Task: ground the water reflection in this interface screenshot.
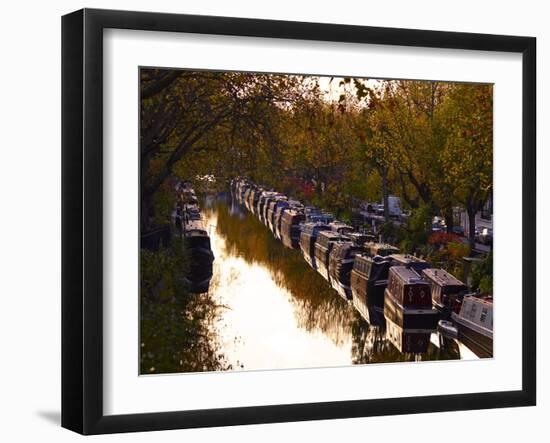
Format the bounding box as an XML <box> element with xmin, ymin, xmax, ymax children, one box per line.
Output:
<box><xmin>202</xmin><ymin>194</ymin><xmax>462</xmax><ymax>371</ymax></box>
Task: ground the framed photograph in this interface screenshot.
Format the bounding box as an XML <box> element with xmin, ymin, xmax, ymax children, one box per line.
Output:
<box><xmin>62</xmin><ymin>8</ymin><xmax>536</xmax><ymax>435</ymax></box>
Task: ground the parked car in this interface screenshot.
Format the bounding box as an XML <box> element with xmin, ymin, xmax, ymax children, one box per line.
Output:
<box><xmin>476</xmin><ymin>227</ymin><xmax>493</xmax><ymax>246</ymax></box>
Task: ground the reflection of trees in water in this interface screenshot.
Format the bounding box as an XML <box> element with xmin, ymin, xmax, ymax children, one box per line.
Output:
<box><xmin>209</xmin><ymin>197</ymin><xmax>354</xmax><ymax>346</ymax></box>
<box><xmin>141</xmin><ymin>295</ymin><xmax>232</xmax><ymax>374</ymax></box>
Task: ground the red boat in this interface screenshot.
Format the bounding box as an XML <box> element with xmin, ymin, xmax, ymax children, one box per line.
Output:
<box><xmin>384</xmin><ymin>266</ymin><xmax>439</xmax><ymax>330</ymax></box>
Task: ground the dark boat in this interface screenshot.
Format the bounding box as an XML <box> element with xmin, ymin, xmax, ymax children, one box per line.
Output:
<box><xmin>236</xmin><ymin>181</ymin><xmax>250</xmax><ymax>205</ymax></box>
<box><xmin>248</xmin><ymin>187</ymin><xmax>262</xmax><ymax>214</ymax></box>
<box><xmin>256</xmin><ymin>191</ymin><xmax>273</xmax><ymax>224</ymax></box>
<box><xmin>389</xmin><ymin>254</ymin><xmax>430</xmax><ymax>273</ymax></box>
<box><xmin>451</xmin><ymin>295</ymin><xmax>493</xmax><ymax>358</ymax></box>
<box><xmin>384</xmin><ymin>266</ymin><xmax>439</xmax><ymax>330</ymax></box>
<box><xmin>273</xmin><ymin>204</ymin><xmax>289</xmax><ymax>240</ymax></box>
<box><xmin>366</xmin><ymin>242</ymin><xmax>400</xmax><ymax>257</ymax></box>
<box><xmin>182</xmin><ymin>215</ymin><xmax>214</xmax><ymax>294</ymax></box>
<box><xmin>243</xmin><ymin>187</ymin><xmax>253</xmax><ymax>209</ymax></box>
<box><xmin>268</xmin><ymin>199</ymin><xmax>289</xmax><ymax>236</ymax></box>
<box><xmin>351</xmin><ymin>254</ymin><xmax>394</xmax><ymax>325</ymax></box>
<box><xmin>262</xmin><ymin>192</ymin><xmax>284</xmax><ymax>226</ymax></box>
<box><xmin>314</xmin><ymin>231</ymin><xmax>348</xmax><ymax>281</ymax></box>
<box><xmin>422</xmin><ymin>268</ymin><xmax>467</xmax><ymax>319</ymax></box>
<box><xmin>280</xmin><ymin>209</ymin><xmax>305</xmax><ymax>249</ymax></box>
<box><xmin>299</xmin><ymin>222</ymin><xmax>331</xmax><ymax>269</ymax></box>
<box><xmin>385</xmin><ymin>316</ymin><xmax>432</xmax><ymax>354</ymax></box>
<box><xmin>328</xmin><ymin>242</ymin><xmax>365</xmax><ymax>300</ymax></box>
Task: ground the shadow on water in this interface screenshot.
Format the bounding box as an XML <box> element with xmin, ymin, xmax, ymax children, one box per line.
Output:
<box><xmin>200</xmin><ymin>193</ymin><xmax>461</xmax><ymax>370</ymax></box>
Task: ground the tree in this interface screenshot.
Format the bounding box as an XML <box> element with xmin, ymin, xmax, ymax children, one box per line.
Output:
<box><xmin>140</xmin><ymin>69</ymin><xmax>310</xmax><ymax>229</ymax></box>
<box><xmin>441</xmin><ymin>83</ymin><xmax>493</xmax><ymax>249</ymax></box>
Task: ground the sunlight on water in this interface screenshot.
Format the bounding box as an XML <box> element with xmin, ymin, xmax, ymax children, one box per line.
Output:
<box><xmin>205</xmin><ymin>208</ymin><xmax>353</xmax><ymax>370</ymax></box>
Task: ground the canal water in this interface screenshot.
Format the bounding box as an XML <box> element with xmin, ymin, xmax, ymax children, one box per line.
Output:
<box><xmin>201</xmin><ymin>193</ymin><xmax>468</xmax><ymax>372</ymax></box>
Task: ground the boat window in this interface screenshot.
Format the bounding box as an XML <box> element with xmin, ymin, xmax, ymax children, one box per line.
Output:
<box><xmin>470</xmin><ymin>302</ymin><xmax>478</xmax><ymax>320</ymax></box>
<box><xmin>480</xmin><ymin>307</ymin><xmax>488</xmax><ymax>323</ymax></box>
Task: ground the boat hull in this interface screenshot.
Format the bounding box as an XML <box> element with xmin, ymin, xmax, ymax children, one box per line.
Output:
<box><xmin>384</xmin><ymin>290</ymin><xmax>439</xmax><ymax>330</ymax></box>
<box><xmin>453</xmin><ymin>319</ymin><xmax>493</xmax><ymax>358</ymax></box>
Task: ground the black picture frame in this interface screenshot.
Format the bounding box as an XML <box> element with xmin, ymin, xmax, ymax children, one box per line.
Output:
<box><xmin>61</xmin><ymin>8</ymin><xmax>536</xmax><ymax>435</ymax></box>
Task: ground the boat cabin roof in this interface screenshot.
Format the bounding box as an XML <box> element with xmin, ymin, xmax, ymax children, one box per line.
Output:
<box><xmin>422</xmin><ymin>268</ymin><xmax>466</xmax><ymax>288</ymax></box>
<box><xmin>388</xmin><ymin>266</ymin><xmax>427</xmax><ymax>285</ymax></box>
<box><xmin>355</xmin><ymin>252</ymin><xmax>392</xmax><ymax>264</ymax></box>
<box><xmin>185</xmin><ymin>220</ymin><xmax>207</xmax><ymax>233</ymax></box>
<box><xmin>367</xmin><ymin>242</ymin><xmax>400</xmax><ymax>256</ymax></box>
<box><xmin>318</xmin><ymin>230</ymin><xmax>347</xmax><ymax>241</ymax></box>
<box><xmin>390</xmin><ymin>254</ymin><xmax>428</xmax><ymax>266</ymax></box>
<box><xmin>301</xmin><ymin>222</ymin><xmax>331</xmax><ymax>235</ymax></box>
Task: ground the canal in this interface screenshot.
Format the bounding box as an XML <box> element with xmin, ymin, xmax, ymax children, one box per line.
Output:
<box><xmin>200</xmin><ymin>193</ymin><xmax>468</xmax><ymax>372</ymax></box>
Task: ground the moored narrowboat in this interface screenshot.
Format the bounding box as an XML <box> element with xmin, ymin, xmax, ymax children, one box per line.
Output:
<box><xmin>384</xmin><ymin>266</ymin><xmax>439</xmax><ymax>330</ymax></box>
<box><xmin>182</xmin><ymin>218</ymin><xmax>214</xmax><ymax>294</ymax></box>
<box><xmin>299</xmin><ymin>222</ymin><xmax>331</xmax><ymax>269</ymax></box>
<box><xmin>314</xmin><ymin>231</ymin><xmax>348</xmax><ymax>281</ymax></box>
<box><xmin>422</xmin><ymin>268</ymin><xmax>467</xmax><ymax>318</ymax></box>
<box><xmin>243</xmin><ymin>187</ymin><xmax>253</xmax><ymax>209</ymax></box>
<box><xmin>280</xmin><ymin>209</ymin><xmax>305</xmax><ymax>249</ymax></box>
<box><xmin>248</xmin><ymin>187</ymin><xmax>263</xmax><ymax>215</ymax></box>
<box><xmin>351</xmin><ymin>254</ymin><xmax>394</xmax><ymax>325</ymax></box>
<box><xmin>451</xmin><ymin>295</ymin><xmax>493</xmax><ymax>358</ymax></box>
<box><xmin>268</xmin><ymin>199</ymin><xmax>289</xmax><ymax>235</ymax></box>
<box><xmin>328</xmin><ymin>241</ymin><xmax>365</xmax><ymax>300</ymax></box>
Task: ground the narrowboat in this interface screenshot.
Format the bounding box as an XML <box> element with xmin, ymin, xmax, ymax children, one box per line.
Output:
<box><xmin>274</xmin><ymin>203</ymin><xmax>301</xmax><ymax>240</ymax></box>
<box><xmin>314</xmin><ymin>231</ymin><xmax>348</xmax><ymax>281</ymax></box>
<box><xmin>390</xmin><ymin>254</ymin><xmax>430</xmax><ymax>273</ymax></box>
<box><xmin>243</xmin><ymin>187</ymin><xmax>253</xmax><ymax>210</ymax></box>
<box><xmin>328</xmin><ymin>242</ymin><xmax>365</xmax><ymax>300</ymax></box>
<box><xmin>385</xmin><ymin>316</ymin><xmax>432</xmax><ymax>354</ymax></box>
<box><xmin>262</xmin><ymin>193</ymin><xmax>284</xmax><ymax>226</ymax></box>
<box><xmin>351</xmin><ymin>254</ymin><xmax>394</xmax><ymax>325</ymax></box>
<box><xmin>451</xmin><ymin>295</ymin><xmax>493</xmax><ymax>358</ymax></box>
<box><xmin>237</xmin><ymin>181</ymin><xmax>251</xmax><ymax>205</ymax></box>
<box><xmin>384</xmin><ymin>266</ymin><xmax>439</xmax><ymax>330</ymax></box>
<box><xmin>267</xmin><ymin>198</ymin><xmax>288</xmax><ymax>235</ymax></box>
<box><xmin>273</xmin><ymin>204</ymin><xmax>288</xmax><ymax>240</ymax></box>
<box><xmin>299</xmin><ymin>222</ymin><xmax>331</xmax><ymax>269</ymax></box>
<box><xmin>248</xmin><ymin>187</ymin><xmax>262</xmax><ymax>215</ymax></box>
<box><xmin>422</xmin><ymin>268</ymin><xmax>467</xmax><ymax>318</ymax></box>
<box><xmin>256</xmin><ymin>191</ymin><xmax>274</xmax><ymax>224</ymax></box>
<box><xmin>182</xmin><ymin>218</ymin><xmax>214</xmax><ymax>294</ymax></box>
<box><xmin>280</xmin><ymin>209</ymin><xmax>305</xmax><ymax>249</ymax></box>
<box><xmin>366</xmin><ymin>242</ymin><xmax>400</xmax><ymax>257</ymax></box>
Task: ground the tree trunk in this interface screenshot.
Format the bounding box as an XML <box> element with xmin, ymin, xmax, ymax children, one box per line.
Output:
<box><xmin>381</xmin><ymin>167</ymin><xmax>389</xmax><ymax>223</ymax></box>
<box><xmin>467</xmin><ymin>206</ymin><xmax>476</xmax><ymax>252</ymax></box>
<box><xmin>141</xmin><ymin>192</ymin><xmax>155</xmax><ymax>232</ymax></box>
<box><xmin>444</xmin><ymin>206</ymin><xmax>454</xmax><ymax>233</ymax></box>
